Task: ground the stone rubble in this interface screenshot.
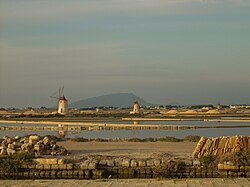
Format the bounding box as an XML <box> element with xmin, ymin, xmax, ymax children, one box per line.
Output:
<box><xmin>192</xmin><ymin>136</ymin><xmax>250</xmax><ymax>159</ymax></box>
<box><xmin>0</xmin><ymin>135</ymin><xmax>68</xmax><ymax>156</ymax></box>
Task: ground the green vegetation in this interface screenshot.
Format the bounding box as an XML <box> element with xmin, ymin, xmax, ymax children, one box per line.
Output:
<box><xmin>154</xmin><ymin>160</ymin><xmax>186</xmax><ymax>177</ymax></box>
<box><xmin>69</xmin><ymin>135</ymin><xmax>201</xmax><ymax>143</ymax></box>
<box><xmin>70</xmin><ymin>137</ymin><xmax>90</xmax><ymax>142</ymax></box>
<box><xmin>221</xmin><ymin>149</ymin><xmax>250</xmax><ymax>166</ymax></box>
<box><xmin>157</xmin><ymin>137</ymin><xmax>182</xmax><ymax>142</ymax></box>
<box><xmin>183</xmin><ymin>135</ymin><xmax>201</xmax><ymax>142</ymax></box>
<box><xmin>200</xmin><ymin>154</ymin><xmax>215</xmax><ymax>166</ymax></box>
<box><xmin>0</xmin><ymin>152</ymin><xmax>34</xmax><ymax>173</ymax></box>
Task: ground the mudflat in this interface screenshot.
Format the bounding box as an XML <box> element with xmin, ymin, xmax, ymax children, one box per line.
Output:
<box><xmin>57</xmin><ymin>141</ymin><xmax>197</xmax><ymax>160</ymax></box>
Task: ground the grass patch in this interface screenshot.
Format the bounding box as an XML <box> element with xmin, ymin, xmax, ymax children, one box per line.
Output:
<box><xmin>183</xmin><ymin>135</ymin><xmax>201</xmax><ymax>142</ymax></box>
<box><xmin>154</xmin><ymin>160</ymin><xmax>186</xmax><ymax>177</ymax></box>
<box><xmin>0</xmin><ymin>152</ymin><xmax>35</xmax><ymax>173</ymax></box>
<box><xmin>220</xmin><ymin>149</ymin><xmax>250</xmax><ymax>166</ymax></box>
<box><xmin>157</xmin><ymin>137</ymin><xmax>182</xmax><ymax>142</ymax></box>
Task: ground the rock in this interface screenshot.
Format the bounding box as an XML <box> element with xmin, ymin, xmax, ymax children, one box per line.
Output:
<box><xmin>67</xmin><ymin>164</ymin><xmax>73</xmax><ymax>170</ymax></box>
<box><xmin>29</xmin><ymin>135</ymin><xmax>40</xmax><ymax>145</ymax></box>
<box><xmin>43</xmin><ymin>136</ymin><xmax>51</xmax><ymax>145</ymax></box>
<box><xmin>92</xmin><ymin>169</ymin><xmax>104</xmax><ymax>177</ymax></box>
<box><xmin>0</xmin><ymin>135</ymin><xmax>68</xmax><ymax>156</ymax></box>
<box><xmin>35</xmin><ymin>158</ymin><xmax>58</xmax><ymax>165</ymax></box>
<box><xmin>6</xmin><ymin>137</ymin><xmax>14</xmax><ymax>144</ymax></box>
<box><xmin>193</xmin><ymin>159</ymin><xmax>201</xmax><ymax>166</ymax></box>
<box><xmin>53</xmin><ymin>146</ymin><xmax>68</xmax><ymax>155</ymax></box>
<box><xmin>0</xmin><ymin>145</ymin><xmax>6</xmax><ymax>150</ymax></box>
<box><xmin>99</xmin><ymin>160</ymin><xmax>107</xmax><ymax>166</ymax></box>
<box><xmin>58</xmin><ymin>159</ymin><xmax>65</xmax><ymax>165</ymax></box>
<box><xmin>7</xmin><ymin>144</ymin><xmax>15</xmax><ymax>150</ymax></box>
<box><xmin>138</xmin><ymin>160</ymin><xmax>146</xmax><ymax>167</ymax></box>
<box><xmin>21</xmin><ymin>143</ymin><xmax>33</xmax><ymax>153</ymax></box>
<box><xmin>13</xmin><ymin>141</ymin><xmax>23</xmax><ymax>148</ymax></box>
<box><xmin>50</xmin><ymin>140</ymin><xmax>56</xmax><ymax>146</ymax></box>
<box><xmin>122</xmin><ymin>159</ymin><xmax>131</xmax><ymax>167</ymax></box>
<box><xmin>80</xmin><ymin>160</ymin><xmax>90</xmax><ymax>170</ymax></box>
<box><xmin>107</xmin><ymin>159</ymin><xmax>115</xmax><ymax>167</ymax></box>
<box><xmin>88</xmin><ymin>161</ymin><xmax>98</xmax><ymax>169</ymax></box>
<box><xmin>0</xmin><ymin>148</ymin><xmax>7</xmax><ymax>155</ymax></box>
<box><xmin>130</xmin><ymin>160</ymin><xmax>138</xmax><ymax>167</ymax></box>
<box><xmin>153</xmin><ymin>159</ymin><xmax>161</xmax><ymax>167</ymax></box>
<box><xmin>146</xmin><ymin>160</ymin><xmax>154</xmax><ymax>167</ymax></box>
<box><xmin>114</xmin><ymin>158</ymin><xmax>122</xmax><ymax>167</ymax></box>
<box><xmin>7</xmin><ymin>148</ymin><xmax>16</xmax><ymax>155</ymax></box>
<box><xmin>14</xmin><ymin>136</ymin><xmax>21</xmax><ymax>140</ymax></box>
<box><xmin>19</xmin><ymin>137</ymin><xmax>29</xmax><ymax>144</ymax></box>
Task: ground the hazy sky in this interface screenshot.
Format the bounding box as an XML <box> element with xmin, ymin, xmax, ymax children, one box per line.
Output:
<box><xmin>0</xmin><ymin>0</ymin><xmax>250</xmax><ymax>108</ymax></box>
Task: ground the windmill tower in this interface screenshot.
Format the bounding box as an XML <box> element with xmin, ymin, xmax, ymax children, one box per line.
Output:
<box><xmin>130</xmin><ymin>100</ymin><xmax>143</xmax><ymax>115</ymax></box>
<box><xmin>51</xmin><ymin>87</ymin><xmax>68</xmax><ymax>115</ymax></box>
<box><xmin>57</xmin><ymin>87</ymin><xmax>68</xmax><ymax>115</ymax></box>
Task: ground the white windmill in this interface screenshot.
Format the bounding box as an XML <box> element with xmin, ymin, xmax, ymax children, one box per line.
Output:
<box><xmin>50</xmin><ymin>87</ymin><xmax>68</xmax><ymax>115</ymax></box>
<box><xmin>130</xmin><ymin>100</ymin><xmax>143</xmax><ymax>115</ymax></box>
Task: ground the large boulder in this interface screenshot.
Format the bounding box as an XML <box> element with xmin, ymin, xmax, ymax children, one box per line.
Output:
<box><xmin>29</xmin><ymin>135</ymin><xmax>40</xmax><ymax>145</ymax></box>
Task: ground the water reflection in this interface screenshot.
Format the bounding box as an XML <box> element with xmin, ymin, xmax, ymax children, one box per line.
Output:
<box><xmin>58</xmin><ymin>124</ymin><xmax>68</xmax><ymax>139</ymax></box>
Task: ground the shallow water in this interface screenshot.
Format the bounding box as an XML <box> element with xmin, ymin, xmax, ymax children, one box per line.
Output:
<box><xmin>100</xmin><ymin>120</ymin><xmax>250</xmax><ymax>126</ymax></box>
<box><xmin>0</xmin><ymin>122</ymin><xmax>249</xmax><ymax>139</ymax></box>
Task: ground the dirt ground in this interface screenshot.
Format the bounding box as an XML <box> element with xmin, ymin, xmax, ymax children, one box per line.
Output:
<box><xmin>57</xmin><ymin>141</ymin><xmax>197</xmax><ymax>160</ymax></box>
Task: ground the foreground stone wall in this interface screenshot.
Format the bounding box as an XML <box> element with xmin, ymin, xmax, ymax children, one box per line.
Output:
<box><xmin>0</xmin><ymin>158</ymin><xmax>249</xmax><ymax>179</ymax></box>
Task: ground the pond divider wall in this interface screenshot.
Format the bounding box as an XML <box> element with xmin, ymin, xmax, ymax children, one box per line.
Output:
<box><xmin>1</xmin><ymin>124</ymin><xmax>250</xmax><ymax>131</ymax></box>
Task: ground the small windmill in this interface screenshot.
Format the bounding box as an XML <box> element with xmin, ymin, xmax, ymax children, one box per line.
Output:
<box><xmin>50</xmin><ymin>87</ymin><xmax>68</xmax><ymax>115</ymax></box>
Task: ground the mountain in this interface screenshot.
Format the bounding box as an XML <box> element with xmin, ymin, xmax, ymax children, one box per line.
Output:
<box><xmin>69</xmin><ymin>93</ymin><xmax>154</xmax><ymax>108</ymax></box>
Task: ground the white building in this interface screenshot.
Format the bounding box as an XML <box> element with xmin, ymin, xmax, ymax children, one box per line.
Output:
<box><xmin>130</xmin><ymin>101</ymin><xmax>143</xmax><ymax>115</ymax></box>
<box><xmin>58</xmin><ymin>95</ymin><xmax>68</xmax><ymax>115</ymax></box>
<box><xmin>230</xmin><ymin>105</ymin><xmax>250</xmax><ymax>109</ymax></box>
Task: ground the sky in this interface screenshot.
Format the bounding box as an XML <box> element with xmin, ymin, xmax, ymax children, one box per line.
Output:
<box><xmin>0</xmin><ymin>0</ymin><xmax>250</xmax><ymax>108</ymax></box>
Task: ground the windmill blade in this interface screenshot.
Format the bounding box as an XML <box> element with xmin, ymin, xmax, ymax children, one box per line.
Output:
<box><xmin>62</xmin><ymin>86</ymin><xmax>64</xmax><ymax>96</ymax></box>
<box><xmin>59</xmin><ymin>87</ymin><xmax>61</xmax><ymax>97</ymax></box>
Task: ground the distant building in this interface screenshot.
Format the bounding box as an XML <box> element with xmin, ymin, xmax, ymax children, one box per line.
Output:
<box><xmin>230</xmin><ymin>105</ymin><xmax>250</xmax><ymax>109</ymax></box>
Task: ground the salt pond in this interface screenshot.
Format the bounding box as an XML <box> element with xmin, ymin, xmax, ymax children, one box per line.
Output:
<box><xmin>0</xmin><ymin>120</ymin><xmax>249</xmax><ymax>139</ymax></box>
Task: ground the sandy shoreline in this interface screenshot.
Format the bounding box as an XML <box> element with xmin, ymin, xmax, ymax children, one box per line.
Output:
<box><xmin>57</xmin><ymin>141</ymin><xmax>197</xmax><ymax>160</ymax></box>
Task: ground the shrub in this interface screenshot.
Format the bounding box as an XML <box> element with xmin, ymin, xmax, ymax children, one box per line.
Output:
<box><xmin>157</xmin><ymin>137</ymin><xmax>182</xmax><ymax>142</ymax></box>
<box><xmin>183</xmin><ymin>135</ymin><xmax>201</xmax><ymax>142</ymax></box>
<box><xmin>154</xmin><ymin>160</ymin><xmax>186</xmax><ymax>177</ymax></box>
<box><xmin>200</xmin><ymin>154</ymin><xmax>215</xmax><ymax>166</ymax></box>
<box><xmin>127</xmin><ymin>138</ymin><xmax>144</xmax><ymax>142</ymax></box>
<box><xmin>0</xmin><ymin>152</ymin><xmax>35</xmax><ymax>173</ymax></box>
<box><xmin>220</xmin><ymin>149</ymin><xmax>250</xmax><ymax>166</ymax></box>
<box><xmin>143</xmin><ymin>137</ymin><xmax>156</xmax><ymax>142</ymax></box>
<box><xmin>93</xmin><ymin>138</ymin><xmax>109</xmax><ymax>142</ymax></box>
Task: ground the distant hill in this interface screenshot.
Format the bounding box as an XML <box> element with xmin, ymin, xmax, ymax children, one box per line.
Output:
<box><xmin>69</xmin><ymin>93</ymin><xmax>154</xmax><ymax>108</ymax></box>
